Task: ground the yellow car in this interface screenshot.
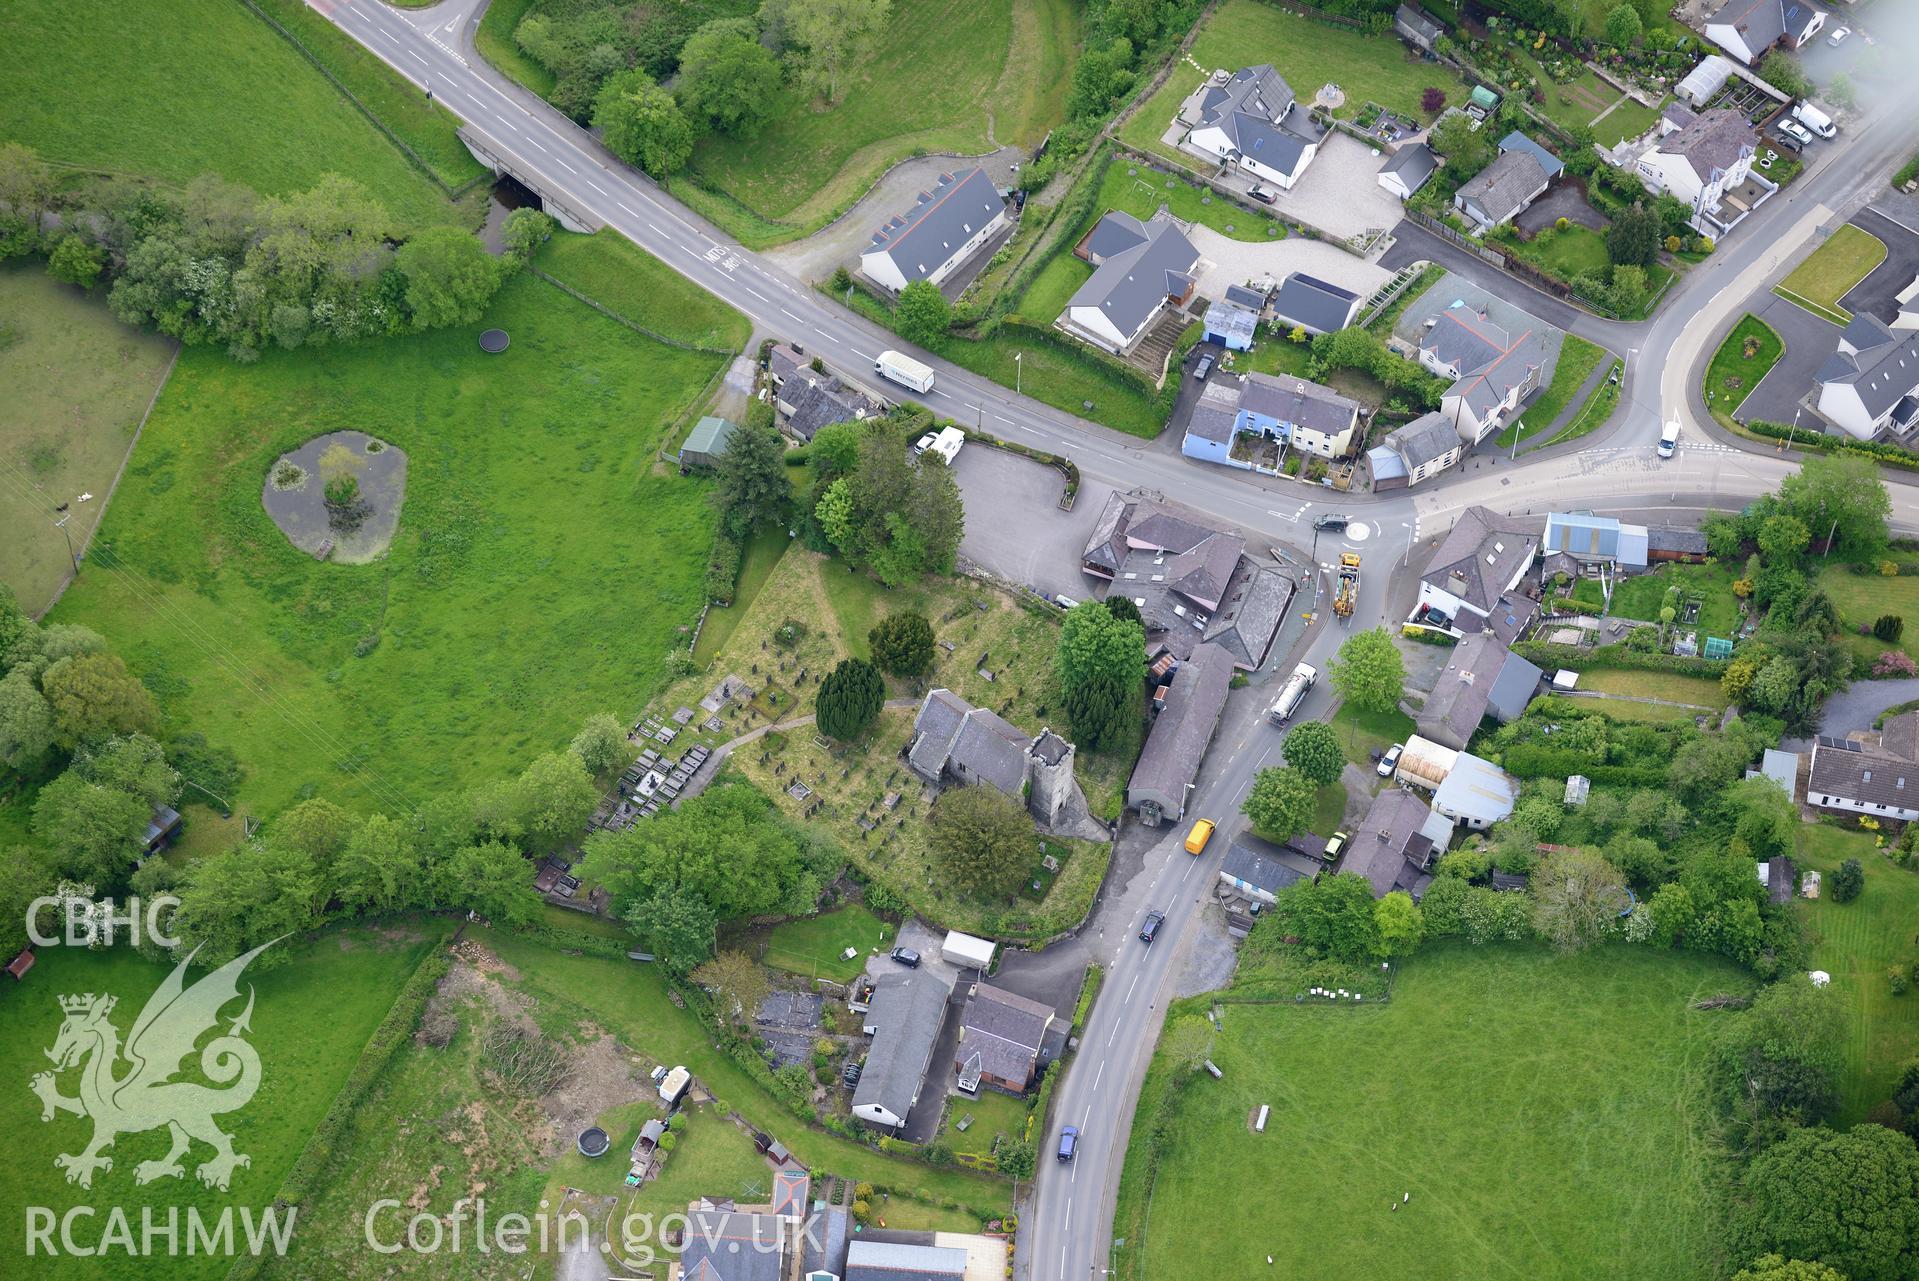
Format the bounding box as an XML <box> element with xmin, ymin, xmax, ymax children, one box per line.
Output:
<box><xmin>1184</xmin><ymin>818</ymin><xmax>1216</xmax><ymax>855</ymax></box>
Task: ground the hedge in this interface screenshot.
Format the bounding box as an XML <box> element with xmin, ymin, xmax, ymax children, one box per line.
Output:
<box><xmin>707</xmin><ymin>522</ymin><xmax>744</xmax><ymax>604</ymax></box>
<box><xmin>1746</xmin><ymin>418</ymin><xmax>1919</xmax><ymax>471</ymax></box>
<box><xmin>511</xmin><ymin>920</ymin><xmax>632</xmax><ymax>959</ymax></box>
<box><xmin>1496</xmin><ymin>743</ymin><xmax>1667</xmax><ymax>787</ymax></box>
<box><xmin>1513</xmin><ymin>640</ymin><xmax>1731</xmax><ymax>676</ymax></box>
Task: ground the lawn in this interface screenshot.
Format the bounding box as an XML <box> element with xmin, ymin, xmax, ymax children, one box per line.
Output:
<box><xmin>1497</xmin><ymin>333</ymin><xmax>1607</xmax><ymax>446</ymax></box>
<box><xmin>1119</xmin><ymin>0</ymin><xmax>1470</xmax><ymax>162</ymax></box>
<box><xmin>1576</xmin><ymin>668</ymin><xmax>1730</xmax><ymax>710</ymax></box>
<box><xmin>1507</xmin><ymin>224</ymin><xmax>1612</xmax><ymax>282</ymax></box>
<box><xmin>942</xmin><ymin>1088</ymin><xmax>1030</xmax><ymax>1157</ymax></box>
<box><xmin>1793</xmin><ymin>825</ymin><xmax>1919</xmax><ymax>1123</ymax></box>
<box><xmin>1331</xmin><ymin>700</ymin><xmax>1415</xmax><ymax>768</ymax></box>
<box><xmin>1703</xmin><ymin>314</ymin><xmax>1783</xmax><ymax>427</ymax></box>
<box><xmin>1095</xmin><ymin>158</ymin><xmax>1288</xmax><ymax>243</ymax></box>
<box><xmin>1593</xmin><ymin>95</ymin><xmax>1666</xmax><ymax>148</ymax></box>
<box><xmin>760</xmin><ymin>904</ymin><xmax>896</xmax><ymax>982</ymax></box>
<box><xmin>1546</xmin><ymin>360</ymin><xmax>1620</xmax><ymax>444</ymax></box>
<box><xmin>1013</xmin><ymin>252</ymin><xmax>1094</xmax><ymax>328</ymax></box>
<box><xmin>0</xmin><ymin>266</ymin><xmax>177</xmax><ymax>615</ymax></box>
<box><xmin>51</xmin><ymin>271</ymin><xmax>727</xmax><ymax>818</ymax></box>
<box><xmin>1606</xmin><ymin>561</ymin><xmax>1743</xmax><ymax>638</ymax></box>
<box><xmin>1312</xmin><ymin>779</ymin><xmax>1348</xmax><ymax>836</ymax></box>
<box><xmin>1815</xmin><ymin>564</ymin><xmax>1919</xmax><ymax>661</ymax></box>
<box><xmin>1776</xmin><ymin>224</ymin><xmax>1887</xmax><ymax>325</ymax></box>
<box><xmin>0</xmin><ymin>925</ymin><xmax>442</xmax><ymax>1281</ymax></box>
<box><xmin>683</xmin><ymin>0</ymin><xmax>1079</xmax><ymax>243</ymax></box>
<box><xmin>0</xmin><ymin>0</ymin><xmax>473</xmax><ymax>232</ymax></box>
<box><xmin>635</xmin><ymin>548</ymin><xmax>1128</xmax><ymax>937</ymax></box>
<box><xmin>535</xmin><ymin>230</ymin><xmax>751</xmax><ymax>352</ymax></box>
<box><xmin>1119</xmin><ymin>944</ymin><xmax>1744</xmax><ymax>1281</ymax></box>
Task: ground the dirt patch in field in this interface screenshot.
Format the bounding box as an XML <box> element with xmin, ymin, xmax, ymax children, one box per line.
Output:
<box><xmin>539</xmin><ymin>1027</ymin><xmax>657</xmax><ymax>1155</ymax></box>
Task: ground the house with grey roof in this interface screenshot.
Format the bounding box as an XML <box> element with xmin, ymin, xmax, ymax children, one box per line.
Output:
<box><xmin>845</xmin><ymin>1239</ymin><xmax>968</xmax><ymax>1281</ymax></box>
<box><xmin>854</xmin><ymin>969</ymin><xmax>953</xmax><ymax>1130</ymax></box>
<box><xmin>1814</xmin><ymin>314</ymin><xmax>1919</xmax><ymax>442</ymax></box>
<box><xmin>1081</xmin><ymin>492</ymin><xmax>1295</xmax><ymax>670</ymax></box>
<box><xmin>1127</xmin><ymin>641</ymin><xmax>1235</xmax><ymax>824</ymax></box>
<box><xmin>1218</xmin><ymin>839</ymin><xmax>1319</xmax><ymax>905</ymax></box>
<box><xmin>1415</xmin><ymin>632</ymin><xmax>1542</xmax><ymax>750</ymax></box>
<box><xmin>1416</xmin><ymin>303</ymin><xmax>1548</xmax><ymax>443</ymax></box>
<box><xmin>1394</xmin><ymin>3</ymin><xmax>1445</xmax><ymax>51</ymax></box>
<box><xmin>1063</xmin><ymin>213</ymin><xmax>1200</xmax><ymax>356</ymax></box>
<box><xmin>765</xmin><ymin>342</ymin><xmax>882</xmax><ymax>442</ymax></box>
<box><xmin>1807</xmin><ymin>713</ymin><xmax>1919</xmax><ymax>822</ymax></box>
<box><xmin>905</xmin><ymin>689</ymin><xmax>1081</xmax><ymax>825</ymax></box>
<box><xmin>1629</xmin><ymin>105</ymin><xmax>1773</xmax><ymax>236</ymax></box>
<box><xmin>860</xmin><ymin>166</ymin><xmax>1009</xmax><ymax>293</ymax></box>
<box><xmin>955</xmin><ymin>983</ymin><xmax>1057</xmax><ymax>1093</ymax></box>
<box><xmin>1182</xmin><ymin>65</ymin><xmax>1325</xmax><ymax>191</ymax></box>
<box><xmin>1410</xmin><ymin>505</ymin><xmax>1539</xmax><ymax>636</ymax></box>
<box><xmin>1367</xmin><ymin>411</ymin><xmax>1464</xmax><ymax>491</ymax></box>
<box><xmin>1702</xmin><ymin>0</ymin><xmax>1827</xmax><ymax>65</ymax></box>
<box><xmin>1453</xmin><ymin>149</ymin><xmax>1550</xmax><ymax>233</ymax></box>
<box><xmin>1378</xmin><ymin>142</ymin><xmax>1439</xmax><ymax>200</ymax></box>
<box><xmin>679</xmin><ymin>1208</ymin><xmax>789</xmax><ymax>1281</ymax></box>
<box><xmin>1498</xmin><ymin>132</ymin><xmax>1564</xmax><ymax>182</ymax></box>
<box><xmin>1270</xmin><ymin>272</ymin><xmax>1363</xmax><ymax>337</ymax></box>
<box><xmin>1341</xmin><ymin>788</ymin><xmax>1448</xmax><ymax>898</ymax></box>
<box><xmin>1182</xmin><ymin>371</ymin><xmax>1363</xmax><ymax>468</ymax></box>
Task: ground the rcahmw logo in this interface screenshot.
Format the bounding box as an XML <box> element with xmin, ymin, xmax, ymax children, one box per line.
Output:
<box><xmin>24</xmin><ymin>939</ymin><xmax>295</xmax><ymax>1258</ymax></box>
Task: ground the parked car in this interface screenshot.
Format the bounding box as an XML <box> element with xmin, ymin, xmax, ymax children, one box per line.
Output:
<box><xmin>1775</xmin><ymin>118</ymin><xmax>1814</xmax><ymax>149</ymax></box>
<box><xmin>1246</xmin><ymin>185</ymin><xmax>1277</xmax><ymax>205</ymax></box>
<box><xmin>1184</xmin><ymin>818</ymin><xmax>1216</xmax><ymax>855</ymax></box>
<box><xmin>1827</xmin><ymin>24</ymin><xmax>1851</xmax><ymax>45</ymax></box>
<box><xmin>1376</xmin><ymin>743</ymin><xmax>1404</xmax><ymax>778</ymax></box>
<box><xmin>1139</xmin><ymin>910</ymin><xmax>1166</xmax><ymax>943</ymax></box>
<box><xmin>1053</xmin><ymin>593</ymin><xmax>1079</xmax><ymax>610</ymax></box>
<box><xmin>1193</xmin><ymin>353</ymin><xmax>1215</xmax><ymax>380</ymax></box>
<box><xmin>1322</xmin><ymin>830</ymin><xmax>1349</xmax><ymax>861</ymax></box>
<box><xmin>889</xmin><ymin>947</ymin><xmax>921</xmax><ymax>968</ymax></box>
<box><xmin>1057</xmin><ymin>1125</ymin><xmax>1079</xmax><ymax>1162</ymax></box>
<box><xmin>1314</xmin><ymin>513</ymin><xmax>1350</xmax><ymax>532</ymax></box>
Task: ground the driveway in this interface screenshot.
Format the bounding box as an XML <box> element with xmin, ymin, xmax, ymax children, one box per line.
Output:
<box><xmin>1167</xmin><ymin>130</ymin><xmax>1404</xmax><ymax>248</ymax></box>
<box><xmin>1785</xmin><ymin>677</ymin><xmax>1919</xmax><ymax>752</ymax></box>
<box><xmin>1188</xmin><ymin>222</ymin><xmax>1391</xmax><ymax>302</ymax></box>
<box><xmin>1515</xmin><ymin>182</ymin><xmax>1608</xmax><ymax>236</ymax></box>
<box><xmin>953</xmin><ymin>445</ymin><xmax>1115</xmax><ymax>601</ymax></box>
<box><xmin>1838</xmin><ymin>206</ymin><xmax>1919</xmax><ymax>323</ymax></box>
<box><xmin>990</xmin><ymin>940</ymin><xmax>1094</xmax><ymax>1016</ymax></box>
<box><xmin>1731</xmin><ymin>289</ymin><xmax>1841</xmax><ymax>426</ymax></box>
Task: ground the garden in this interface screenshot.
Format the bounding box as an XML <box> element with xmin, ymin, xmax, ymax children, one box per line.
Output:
<box><xmin>1605</xmin><ymin>561</ymin><xmax>1744</xmax><ymax>639</ymax></box>
<box><xmin>1775</xmin><ymin>224</ymin><xmax>1888</xmax><ymax>326</ymax></box>
<box><xmin>1703</xmin><ymin>315</ymin><xmax>1784</xmax><ymax>427</ymax></box>
<box><xmin>759</xmin><ymin>903</ymin><xmax>896</xmax><ymax>982</ymax></box>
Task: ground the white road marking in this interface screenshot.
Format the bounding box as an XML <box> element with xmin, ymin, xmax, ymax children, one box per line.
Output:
<box><xmin>744</xmin><ymin>286</ymin><xmax>769</xmax><ymax>301</ymax></box>
<box><xmin>408</xmin><ymin>49</ymin><xmax>428</xmax><ymax>66</ymax></box>
<box><xmin>647</xmin><ymin>222</ymin><xmax>664</xmax><ymax>233</ymax></box>
<box><xmin>554</xmin><ymin>157</ymin><xmax>578</xmax><ymax>174</ymax></box>
<box><xmin>1127</xmin><ymin>972</ymin><xmax>1141</xmax><ymax>1001</ymax></box>
<box><xmin>585</xmin><ymin>179</ymin><xmax>607</xmax><ymax>194</ymax></box>
<box><xmin>1107</xmin><ymin>1022</ymin><xmax>1119</xmax><ymax>1047</ymax></box>
<box><xmin>850</xmin><ymin>350</ymin><xmax>873</xmax><ymax>362</ymax></box>
<box><xmin>1093</xmin><ymin>1061</ymin><xmax>1105</xmax><ymax>1090</ymax></box>
<box><xmin>526</xmin><ymin>138</ymin><xmax>549</xmax><ymax>153</ymax></box>
<box><xmin>781</xmin><ymin>308</ymin><xmax>803</xmax><ymax>321</ymax></box>
<box><xmin>995</xmin><ymin>414</ymin><xmax>1016</xmax><ymax>425</ymax></box>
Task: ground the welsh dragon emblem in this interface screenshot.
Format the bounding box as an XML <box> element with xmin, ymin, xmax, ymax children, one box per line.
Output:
<box><xmin>30</xmin><ymin>941</ymin><xmax>275</xmax><ymax>1191</ymax></box>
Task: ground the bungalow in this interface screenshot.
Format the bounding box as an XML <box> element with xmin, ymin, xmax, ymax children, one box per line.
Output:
<box><xmin>1182</xmin><ymin>370</ymin><xmax>1363</xmax><ymax>466</ymax></box>
<box><xmin>1410</xmin><ymin>505</ymin><xmax>1540</xmax><ymax>637</ymax></box>
<box><xmin>1184</xmin><ymin>65</ymin><xmax>1325</xmax><ymax>191</ymax></box>
<box><xmin>1366</xmin><ymin>412</ymin><xmax>1463</xmax><ymax>491</ymax></box>
<box><xmin>860</xmin><ymin>166</ymin><xmax>1008</xmax><ymax>293</ymax></box>
<box><xmin>1453</xmin><ymin>150</ymin><xmax>1550</xmax><ymax>234</ymax></box>
<box><xmin>1416</xmin><ymin>303</ymin><xmax>1548</xmax><ymax>444</ymax></box>
<box><xmin>1543</xmin><ymin>511</ymin><xmax>1650</xmax><ymax>569</ymax></box>
<box><xmin>853</xmin><ymin>968</ymin><xmax>953</xmax><ymax>1130</ymax></box>
<box><xmin>1814</xmin><ymin>314</ymin><xmax>1919</xmax><ymax>442</ymax></box>
<box><xmin>954</xmin><ymin>983</ymin><xmax>1058</xmax><ymax>1093</ymax></box>
<box><xmin>1415</xmin><ymin>632</ymin><xmax>1542</xmax><ymax>750</ymax></box>
<box><xmin>1063</xmin><ymin>213</ymin><xmax>1200</xmax><ymax>356</ymax></box>
<box><xmin>1629</xmin><ymin>105</ymin><xmax>1773</xmax><ymax>237</ymax></box>
<box><xmin>1338</xmin><ymin>788</ymin><xmax>1451</xmax><ymax>899</ymax></box>
<box><xmin>1377</xmin><ymin>143</ymin><xmax>1439</xmax><ymax>200</ymax></box>
<box><xmin>1127</xmin><ymin>641</ymin><xmax>1235</xmax><ymax>824</ymax></box>
<box><xmin>1806</xmin><ymin>713</ymin><xmax>1919</xmax><ymax>822</ymax></box>
<box><xmin>1702</xmin><ymin>0</ymin><xmax>1827</xmax><ymax>66</ymax></box>
<box><xmin>1218</xmin><ymin>839</ymin><xmax>1321</xmax><ymax>905</ymax></box>
<box><xmin>1269</xmin><ymin>273</ymin><xmax>1363</xmax><ymax>337</ymax></box>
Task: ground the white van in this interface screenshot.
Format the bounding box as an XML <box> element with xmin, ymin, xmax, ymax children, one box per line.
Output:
<box><xmin>1658</xmin><ymin>418</ymin><xmax>1680</xmax><ymax>459</ymax></box>
<box><xmin>1791</xmin><ymin>101</ymin><xmax>1837</xmax><ymax>139</ymax></box>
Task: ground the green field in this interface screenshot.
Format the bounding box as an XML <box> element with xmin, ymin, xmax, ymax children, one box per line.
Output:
<box><xmin>0</xmin><ymin>266</ymin><xmax>177</xmax><ymax>614</ymax></box>
<box><xmin>1119</xmin><ymin>0</ymin><xmax>1470</xmax><ymax>160</ymax></box>
<box><xmin>535</xmin><ymin>230</ymin><xmax>750</xmax><ymax>351</ymax></box>
<box><xmin>0</xmin><ymin>927</ymin><xmax>440</xmax><ymax>1281</ymax></box>
<box><xmin>1794</xmin><ymin>826</ymin><xmax>1919</xmax><ymax>1122</ymax></box>
<box><xmin>1776</xmin><ymin>224</ymin><xmax>1887</xmax><ymax>324</ymax></box>
<box><xmin>1497</xmin><ymin>332</ymin><xmax>1607</xmax><ymax>446</ymax></box>
<box><xmin>685</xmin><ymin>0</ymin><xmax>1079</xmax><ymax>241</ymax></box>
<box><xmin>0</xmin><ymin>0</ymin><xmax>472</xmax><ymax>232</ymax></box>
<box><xmin>50</xmin><ymin>272</ymin><xmax>726</xmax><ymax>818</ymax></box>
<box><xmin>1124</xmin><ymin>945</ymin><xmax>1743</xmax><ymax>1281</ymax></box>
<box><xmin>1703</xmin><ymin>314</ymin><xmax>1783</xmax><ymax>426</ymax></box>
<box><xmin>761</xmin><ymin>904</ymin><xmax>896</xmax><ymax>981</ymax></box>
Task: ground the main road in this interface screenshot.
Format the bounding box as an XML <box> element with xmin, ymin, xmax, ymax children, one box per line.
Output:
<box><xmin>306</xmin><ymin>4</ymin><xmax>1919</xmax><ymax>1276</ymax></box>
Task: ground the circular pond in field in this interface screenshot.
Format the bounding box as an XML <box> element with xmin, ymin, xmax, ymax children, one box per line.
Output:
<box><xmin>262</xmin><ymin>430</ymin><xmax>407</xmax><ymax>563</ymax></box>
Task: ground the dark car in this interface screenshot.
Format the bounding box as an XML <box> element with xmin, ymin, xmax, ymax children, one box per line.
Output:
<box><xmin>1139</xmin><ymin>910</ymin><xmax>1166</xmax><ymax>943</ymax></box>
<box><xmin>1193</xmin><ymin>353</ymin><xmax>1215</xmax><ymax>380</ymax></box>
<box><xmin>1057</xmin><ymin>1125</ymin><xmax>1079</xmax><ymax>1162</ymax></box>
<box><xmin>1313</xmin><ymin>514</ymin><xmax>1350</xmax><ymax>532</ymax></box>
<box><xmin>890</xmin><ymin>947</ymin><xmax>921</xmax><ymax>968</ymax></box>
<box><xmin>842</xmin><ymin>1061</ymin><xmax>862</xmax><ymax>1087</ymax></box>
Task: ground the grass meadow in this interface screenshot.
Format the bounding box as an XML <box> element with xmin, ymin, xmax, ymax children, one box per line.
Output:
<box><xmin>0</xmin><ymin>0</ymin><xmax>475</xmax><ymax>232</ymax></box>
<box><xmin>684</xmin><ymin>0</ymin><xmax>1079</xmax><ymax>241</ymax></box>
<box><xmin>0</xmin><ymin>926</ymin><xmax>441</xmax><ymax>1281</ymax></box>
<box><xmin>50</xmin><ymin>272</ymin><xmax>728</xmax><ymax>818</ymax></box>
<box><xmin>0</xmin><ymin>266</ymin><xmax>177</xmax><ymax>615</ymax></box>
<box><xmin>1122</xmin><ymin>944</ymin><xmax>1743</xmax><ymax>1281</ymax></box>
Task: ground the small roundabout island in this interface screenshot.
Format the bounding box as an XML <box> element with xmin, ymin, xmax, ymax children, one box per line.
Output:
<box><xmin>261</xmin><ymin>430</ymin><xmax>408</xmax><ymax>563</ymax></box>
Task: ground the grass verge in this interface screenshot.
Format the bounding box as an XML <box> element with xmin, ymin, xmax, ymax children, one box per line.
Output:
<box><xmin>1497</xmin><ymin>334</ymin><xmax>1607</xmax><ymax>446</ymax></box>
<box><xmin>534</xmin><ymin>229</ymin><xmax>751</xmax><ymax>352</ymax></box>
<box><xmin>1702</xmin><ymin>314</ymin><xmax>1783</xmax><ymax>427</ymax></box>
<box><xmin>1776</xmin><ymin>224</ymin><xmax>1886</xmax><ymax>324</ymax></box>
<box><xmin>1546</xmin><ymin>360</ymin><xmax>1620</xmax><ymax>444</ymax></box>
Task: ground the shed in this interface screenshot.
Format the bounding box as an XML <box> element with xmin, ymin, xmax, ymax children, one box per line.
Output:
<box><xmin>1746</xmin><ymin>748</ymin><xmax>1799</xmax><ymax>798</ymax></box>
<box><xmin>941</xmin><ymin>930</ymin><xmax>995</xmax><ymax>970</ymax></box>
<box><xmin>1552</xmin><ymin>669</ymin><xmax>1579</xmax><ymax>691</ymax></box>
<box><xmin>635</xmin><ymin>1118</ymin><xmax>667</xmax><ymax>1150</ymax></box>
<box><xmin>142</xmin><ymin>805</ymin><xmax>183</xmax><ymax>858</ymax></box>
<box><xmin>679</xmin><ymin>416</ymin><xmax>740</xmax><ymax>469</ymax></box>
<box><xmin>658</xmin><ymin>1065</ymin><xmax>691</xmax><ymax>1106</ymax></box>
<box><xmin>1203</xmin><ymin>298</ymin><xmax>1260</xmax><ymax>351</ymax></box>
<box><xmin>6</xmin><ymin>949</ymin><xmax>33</xmax><ymax>981</ymax></box>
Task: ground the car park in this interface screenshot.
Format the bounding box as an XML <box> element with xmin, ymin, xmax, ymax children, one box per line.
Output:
<box><xmin>1139</xmin><ymin>910</ymin><xmax>1166</xmax><ymax>943</ymax></box>
<box><xmin>1058</xmin><ymin>1126</ymin><xmax>1079</xmax><ymax>1162</ymax></box>
<box><xmin>1376</xmin><ymin>743</ymin><xmax>1404</xmax><ymax>778</ymax></box>
<box><xmin>890</xmin><ymin>947</ymin><xmax>920</xmax><ymax>968</ymax></box>
<box><xmin>1184</xmin><ymin>818</ymin><xmax>1216</xmax><ymax>855</ymax></box>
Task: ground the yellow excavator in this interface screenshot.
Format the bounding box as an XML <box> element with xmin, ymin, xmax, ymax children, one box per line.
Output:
<box><xmin>1333</xmin><ymin>552</ymin><xmax>1361</xmax><ymax>620</ymax></box>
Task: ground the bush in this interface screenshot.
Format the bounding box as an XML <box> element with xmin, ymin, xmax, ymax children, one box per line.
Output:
<box><xmin>1512</xmin><ymin>641</ymin><xmax>1729</xmax><ymax>677</ymax></box>
<box><xmin>1875</xmin><ymin>614</ymin><xmax>1905</xmax><ymax>642</ymax></box>
<box><xmin>705</xmin><ymin>525</ymin><xmax>744</xmax><ymax>604</ymax></box>
<box><xmin>1874</xmin><ymin>651</ymin><xmax>1919</xmax><ymax>678</ymax></box>
<box><xmin>1831</xmin><ymin>857</ymin><xmax>1864</xmax><ymax>903</ymax></box>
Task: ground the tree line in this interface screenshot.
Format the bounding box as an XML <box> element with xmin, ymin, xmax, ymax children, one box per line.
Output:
<box><xmin>0</xmin><ymin>143</ymin><xmax>551</xmax><ymax>361</ymax></box>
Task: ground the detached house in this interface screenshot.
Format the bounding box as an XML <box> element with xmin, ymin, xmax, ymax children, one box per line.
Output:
<box><xmin>766</xmin><ymin>343</ymin><xmax>881</xmax><ymax>442</ymax></box>
<box><xmin>1702</xmin><ymin>0</ymin><xmax>1827</xmax><ymax>66</ymax></box>
<box><xmin>1815</xmin><ymin>315</ymin><xmax>1919</xmax><ymax>442</ymax></box>
<box><xmin>1339</xmin><ymin>789</ymin><xmax>1452</xmax><ymax>899</ymax></box>
<box><xmin>1629</xmin><ymin>105</ymin><xmax>1774</xmax><ymax>237</ymax></box>
<box><xmin>1807</xmin><ymin>713</ymin><xmax>1919</xmax><ymax>822</ymax></box>
<box><xmin>1367</xmin><ymin>412</ymin><xmax>1464</xmax><ymax>491</ymax></box>
<box><xmin>1063</xmin><ymin>213</ymin><xmax>1201</xmax><ymax>356</ymax></box>
<box><xmin>860</xmin><ymin>166</ymin><xmax>1009</xmax><ymax>293</ymax></box>
<box><xmin>1410</xmin><ymin>505</ymin><xmax>1540</xmax><ymax>640</ymax></box>
<box><xmin>1418</xmin><ymin>303</ymin><xmax>1547</xmax><ymax>443</ymax></box>
<box><xmin>1453</xmin><ymin>136</ymin><xmax>1558</xmax><ymax>234</ymax></box>
<box><xmin>1183</xmin><ymin>65</ymin><xmax>1325</xmax><ymax>191</ymax></box>
<box><xmin>1269</xmin><ymin>272</ymin><xmax>1363</xmax><ymax>337</ymax></box>
<box><xmin>955</xmin><ymin>983</ymin><xmax>1059</xmax><ymax>1094</ymax></box>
